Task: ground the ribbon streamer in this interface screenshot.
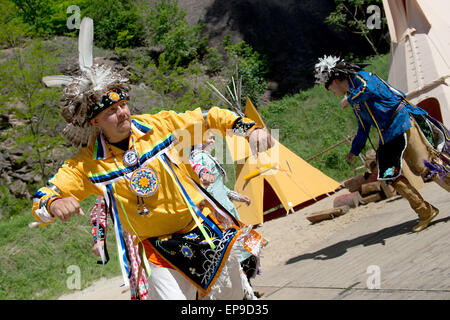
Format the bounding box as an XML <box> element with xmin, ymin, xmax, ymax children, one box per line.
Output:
<box><xmin>158</xmin><ymin>154</ymin><xmax>220</xmax><ymax>249</ymax></box>
<box><xmin>106</xmin><ymin>184</ymin><xmax>130</xmax><ymax>288</ymax></box>
<box><xmin>111</xmin><ymin>184</ymin><xmax>152</xmax><ymax>280</ymax></box>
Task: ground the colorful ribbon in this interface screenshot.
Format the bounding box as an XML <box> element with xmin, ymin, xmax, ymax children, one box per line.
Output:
<box><xmin>106</xmin><ymin>184</ymin><xmax>130</xmax><ymax>287</ymax></box>
<box><xmin>158</xmin><ymin>153</ymin><xmax>220</xmax><ymax>249</ymax></box>
<box><xmin>111</xmin><ymin>183</ymin><xmax>152</xmax><ymax>280</ymax></box>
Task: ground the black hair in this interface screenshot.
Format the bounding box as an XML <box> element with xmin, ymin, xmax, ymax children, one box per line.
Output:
<box><xmin>325</xmin><ymin>72</ymin><xmax>348</xmax><ymax>90</ymax></box>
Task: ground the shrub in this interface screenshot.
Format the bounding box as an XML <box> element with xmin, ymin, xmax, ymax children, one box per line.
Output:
<box><xmin>223</xmin><ymin>38</ymin><xmax>269</xmax><ymax>105</ymax></box>
<box><xmin>139</xmin><ymin>0</ymin><xmax>207</xmax><ymax>67</ymax></box>
<box><xmin>0</xmin><ymin>39</ymin><xmax>73</xmax><ymax>182</ymax></box>
<box><xmin>85</xmin><ymin>0</ymin><xmax>145</xmax><ymax>50</ymax></box>
<box><xmin>0</xmin><ymin>0</ymin><xmax>30</xmax><ymax>48</ymax></box>
<box><xmin>202</xmin><ymin>46</ymin><xmax>224</xmax><ymax>76</ymax></box>
<box><xmin>0</xmin><ymin>183</ymin><xmax>29</xmax><ymax>219</ymax></box>
<box><xmin>10</xmin><ymin>0</ymin><xmax>90</xmax><ymax>37</ymax></box>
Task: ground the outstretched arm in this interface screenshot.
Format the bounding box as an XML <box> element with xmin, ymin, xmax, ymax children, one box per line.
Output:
<box><xmin>156</xmin><ymin>107</ymin><xmax>274</xmax><ymax>154</ymax></box>
<box><xmin>349</xmin><ymin>110</ymin><xmax>371</xmax><ymax>157</ymax></box>
<box><xmin>205</xmin><ymin>107</ymin><xmax>275</xmax><ymax>156</ymax></box>
<box><xmin>228</xmin><ymin>190</ymin><xmax>251</xmax><ymax>205</ymax></box>
<box><xmin>32</xmin><ymin>154</ymin><xmax>97</xmax><ymax>225</ymax></box>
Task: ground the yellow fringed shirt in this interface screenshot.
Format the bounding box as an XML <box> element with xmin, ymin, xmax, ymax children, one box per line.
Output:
<box><xmin>32</xmin><ymin>107</ymin><xmax>258</xmax><ymax>241</ymax></box>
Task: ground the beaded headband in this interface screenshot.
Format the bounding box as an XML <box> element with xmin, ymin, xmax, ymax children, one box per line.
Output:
<box><xmin>88</xmin><ymin>88</ymin><xmax>129</xmax><ymax>120</ymax></box>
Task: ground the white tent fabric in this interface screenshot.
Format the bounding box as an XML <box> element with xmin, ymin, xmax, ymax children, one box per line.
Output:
<box><xmin>383</xmin><ymin>0</ymin><xmax>450</xmax><ymax>126</ymax></box>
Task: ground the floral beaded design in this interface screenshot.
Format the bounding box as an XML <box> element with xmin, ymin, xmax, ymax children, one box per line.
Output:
<box><xmin>129</xmin><ymin>167</ymin><xmax>159</xmax><ymax>197</ymax></box>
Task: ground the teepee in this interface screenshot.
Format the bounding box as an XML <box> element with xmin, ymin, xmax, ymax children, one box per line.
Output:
<box><xmin>382</xmin><ymin>0</ymin><xmax>450</xmax><ymax>126</ymax></box>
<box><xmin>225</xmin><ymin>98</ymin><xmax>341</xmax><ymax>225</ymax></box>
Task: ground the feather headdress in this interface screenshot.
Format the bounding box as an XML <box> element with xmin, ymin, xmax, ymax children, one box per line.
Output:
<box><xmin>314</xmin><ymin>55</ymin><xmax>368</xmax><ymax>88</ymax></box>
<box><xmin>314</xmin><ymin>55</ymin><xmax>341</xmax><ymax>86</ymax></box>
<box><xmin>42</xmin><ymin>17</ymin><xmax>130</xmax><ymax>147</ymax></box>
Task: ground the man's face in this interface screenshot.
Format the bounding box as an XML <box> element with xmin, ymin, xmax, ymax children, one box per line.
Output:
<box><xmin>90</xmin><ymin>101</ymin><xmax>131</xmax><ymax>142</ymax></box>
<box><xmin>327</xmin><ymin>78</ymin><xmax>348</xmax><ymax>96</ymax></box>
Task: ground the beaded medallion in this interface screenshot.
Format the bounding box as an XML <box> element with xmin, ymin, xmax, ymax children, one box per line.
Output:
<box><xmin>129</xmin><ymin>167</ymin><xmax>159</xmax><ymax>197</ymax></box>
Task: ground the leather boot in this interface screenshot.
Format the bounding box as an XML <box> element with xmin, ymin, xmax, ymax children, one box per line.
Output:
<box><xmin>391</xmin><ymin>176</ymin><xmax>440</xmax><ymax>232</ymax></box>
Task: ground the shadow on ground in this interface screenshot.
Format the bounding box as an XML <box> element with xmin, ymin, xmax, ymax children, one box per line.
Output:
<box><xmin>285</xmin><ymin>216</ymin><xmax>450</xmax><ymax>264</ymax></box>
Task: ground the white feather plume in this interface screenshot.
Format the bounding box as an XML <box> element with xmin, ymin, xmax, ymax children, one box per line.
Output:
<box><xmin>314</xmin><ymin>55</ymin><xmax>340</xmax><ymax>85</ymax></box>
<box><xmin>78</xmin><ymin>17</ymin><xmax>94</xmax><ymax>71</ymax></box>
<box><xmin>42</xmin><ymin>75</ymin><xmax>74</xmax><ymax>87</ymax></box>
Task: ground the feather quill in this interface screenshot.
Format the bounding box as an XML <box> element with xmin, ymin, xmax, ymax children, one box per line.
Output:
<box><xmin>206</xmin><ymin>68</ymin><xmax>246</xmax><ymax>117</ymax></box>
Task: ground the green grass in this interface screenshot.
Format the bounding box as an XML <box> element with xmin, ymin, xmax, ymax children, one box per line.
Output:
<box><xmin>0</xmin><ymin>195</ymin><xmax>121</xmax><ymax>299</ymax></box>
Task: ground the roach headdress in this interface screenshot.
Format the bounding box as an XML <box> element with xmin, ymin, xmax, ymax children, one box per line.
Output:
<box><xmin>314</xmin><ymin>55</ymin><xmax>368</xmax><ymax>89</ymax></box>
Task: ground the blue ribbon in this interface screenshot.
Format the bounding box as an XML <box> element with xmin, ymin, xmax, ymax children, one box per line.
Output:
<box><xmin>161</xmin><ymin>154</ymin><xmax>223</xmax><ymax>237</ymax></box>
<box><xmin>106</xmin><ymin>184</ymin><xmax>130</xmax><ymax>282</ymax></box>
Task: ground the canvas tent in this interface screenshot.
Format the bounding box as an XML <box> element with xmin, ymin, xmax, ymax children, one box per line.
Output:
<box><xmin>225</xmin><ymin>98</ymin><xmax>341</xmax><ymax>225</ymax></box>
<box><xmin>382</xmin><ymin>0</ymin><xmax>450</xmax><ymax>126</ymax></box>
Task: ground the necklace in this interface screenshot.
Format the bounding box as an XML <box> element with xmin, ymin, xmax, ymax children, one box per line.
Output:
<box><xmin>105</xmin><ymin>132</ymin><xmax>159</xmax><ymax>215</ymax></box>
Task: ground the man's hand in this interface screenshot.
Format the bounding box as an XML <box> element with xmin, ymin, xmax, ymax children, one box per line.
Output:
<box><xmin>240</xmin><ymin>194</ymin><xmax>251</xmax><ymax>206</ymax></box>
<box><xmin>346</xmin><ymin>153</ymin><xmax>356</xmax><ymax>163</ymax></box>
<box><xmin>49</xmin><ymin>197</ymin><xmax>85</xmax><ymax>223</ymax></box>
<box><xmin>249</xmin><ymin>129</ymin><xmax>275</xmax><ymax>158</ymax></box>
<box><xmin>200</xmin><ymin>172</ymin><xmax>215</xmax><ymax>187</ymax></box>
<box><xmin>341</xmin><ymin>96</ymin><xmax>349</xmax><ymax>109</ymax></box>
